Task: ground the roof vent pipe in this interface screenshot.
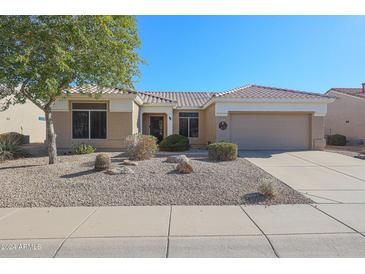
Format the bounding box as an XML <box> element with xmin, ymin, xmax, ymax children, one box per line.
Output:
<box><xmin>362</xmin><ymin>83</ymin><xmax>365</xmax><ymax>93</ymax></box>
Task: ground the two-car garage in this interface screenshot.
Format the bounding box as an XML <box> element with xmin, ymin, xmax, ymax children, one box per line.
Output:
<box><xmin>229</xmin><ymin>113</ymin><xmax>311</xmax><ymax>150</ymax></box>
<box><xmin>211</xmin><ymin>84</ymin><xmax>333</xmax><ymax>151</ymax></box>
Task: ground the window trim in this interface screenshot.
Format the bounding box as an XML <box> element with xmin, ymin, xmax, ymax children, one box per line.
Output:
<box><xmin>179</xmin><ymin>112</ymin><xmax>199</xmax><ymax>138</ymax></box>
<box><xmin>71</xmin><ymin>102</ymin><xmax>108</xmax><ymax>140</ymax></box>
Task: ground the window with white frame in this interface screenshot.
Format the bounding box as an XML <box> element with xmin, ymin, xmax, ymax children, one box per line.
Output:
<box><xmin>179</xmin><ymin>112</ymin><xmax>199</xmax><ymax>137</ymax></box>
<box><xmin>72</xmin><ymin>103</ymin><xmax>107</xmax><ymax>139</ymax></box>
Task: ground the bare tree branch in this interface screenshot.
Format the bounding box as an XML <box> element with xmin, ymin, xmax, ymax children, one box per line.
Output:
<box><xmin>19</xmin><ymin>80</ymin><xmax>45</xmax><ymax>110</ymax></box>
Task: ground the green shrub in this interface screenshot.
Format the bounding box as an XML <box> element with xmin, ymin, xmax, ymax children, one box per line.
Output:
<box><xmin>159</xmin><ymin>134</ymin><xmax>189</xmax><ymax>152</ymax></box>
<box><xmin>0</xmin><ymin>132</ymin><xmax>25</xmax><ymax>146</ymax></box>
<box><xmin>73</xmin><ymin>143</ymin><xmax>96</xmax><ymax>154</ymax></box>
<box><xmin>0</xmin><ymin>135</ymin><xmax>31</xmax><ymax>162</ymax></box>
<box><xmin>95</xmin><ymin>153</ymin><xmax>111</xmax><ymax>171</ymax></box>
<box><xmin>327</xmin><ymin>134</ymin><xmax>346</xmax><ymax>146</ymax></box>
<box><xmin>125</xmin><ymin>134</ymin><xmax>158</xmax><ymax>160</ymax></box>
<box><xmin>208</xmin><ymin>142</ymin><xmax>238</xmax><ymax>161</ymax></box>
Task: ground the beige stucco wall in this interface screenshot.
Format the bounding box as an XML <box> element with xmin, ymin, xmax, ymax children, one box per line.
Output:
<box><xmin>311</xmin><ymin>116</ymin><xmax>325</xmax><ymax>150</ymax></box>
<box><xmin>53</xmin><ymin>100</ymin><xmax>134</xmax><ymax>151</ymax></box>
<box><xmin>325</xmin><ymin>91</ymin><xmax>365</xmax><ymax>141</ymax></box>
<box><xmin>0</xmin><ymin>99</ymin><xmax>46</xmax><ymax>143</ymax></box>
<box><xmin>132</xmin><ymin>102</ymin><xmax>140</xmax><ymax>134</ymax></box>
<box><xmin>216</xmin><ymin>115</ymin><xmax>230</xmax><ymax>142</ymax></box>
<box><xmin>204</xmin><ymin>103</ymin><xmax>216</xmax><ymax>144</ymax></box>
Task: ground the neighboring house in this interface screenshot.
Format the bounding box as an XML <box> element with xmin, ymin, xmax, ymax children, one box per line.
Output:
<box><xmin>0</xmin><ymin>99</ymin><xmax>46</xmax><ymax>143</ymax></box>
<box><xmin>325</xmin><ymin>83</ymin><xmax>365</xmax><ymax>144</ymax></box>
<box><xmin>51</xmin><ymin>84</ymin><xmax>334</xmax><ymax>151</ymax></box>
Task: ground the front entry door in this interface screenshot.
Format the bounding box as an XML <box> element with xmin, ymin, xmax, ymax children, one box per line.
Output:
<box><xmin>149</xmin><ymin>116</ymin><xmax>164</xmax><ymax>143</ymax></box>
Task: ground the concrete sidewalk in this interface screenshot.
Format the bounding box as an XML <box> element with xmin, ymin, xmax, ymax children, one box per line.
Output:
<box><xmin>1</xmin><ymin>204</ymin><xmax>365</xmax><ymax>258</ymax></box>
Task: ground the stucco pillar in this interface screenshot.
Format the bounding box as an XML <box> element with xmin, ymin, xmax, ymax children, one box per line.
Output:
<box><xmin>216</xmin><ymin>115</ymin><xmax>230</xmax><ymax>143</ymax></box>
<box><xmin>312</xmin><ymin>115</ymin><xmax>326</xmax><ymax>150</ymax></box>
<box><xmin>167</xmin><ymin>109</ymin><xmax>173</xmax><ymax>136</ymax></box>
<box><xmin>138</xmin><ymin>108</ymin><xmax>143</xmax><ymax>133</ymax></box>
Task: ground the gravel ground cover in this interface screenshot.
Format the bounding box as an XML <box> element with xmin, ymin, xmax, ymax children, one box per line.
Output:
<box><xmin>0</xmin><ymin>153</ymin><xmax>311</xmax><ymax>207</ymax></box>
<box><xmin>325</xmin><ymin>145</ymin><xmax>365</xmax><ymax>157</ymax></box>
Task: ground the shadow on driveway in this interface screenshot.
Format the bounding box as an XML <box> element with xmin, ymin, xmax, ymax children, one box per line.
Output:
<box><xmin>239</xmin><ymin>150</ymin><xmax>306</xmax><ymax>159</ymax></box>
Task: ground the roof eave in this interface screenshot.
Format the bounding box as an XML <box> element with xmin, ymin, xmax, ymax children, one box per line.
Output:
<box><xmin>142</xmin><ymin>103</ymin><xmax>177</xmax><ymax>108</ymax></box>
<box><xmin>58</xmin><ymin>93</ymin><xmax>136</xmax><ymax>99</ymax></box>
<box><xmin>212</xmin><ymin>97</ymin><xmax>335</xmax><ymax>104</ymax></box>
<box><xmin>176</xmin><ymin>106</ymin><xmax>204</xmax><ymax>109</ymax></box>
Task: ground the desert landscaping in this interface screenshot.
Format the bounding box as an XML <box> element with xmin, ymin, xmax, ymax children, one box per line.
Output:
<box><xmin>0</xmin><ymin>151</ymin><xmax>311</xmax><ymax>208</ymax></box>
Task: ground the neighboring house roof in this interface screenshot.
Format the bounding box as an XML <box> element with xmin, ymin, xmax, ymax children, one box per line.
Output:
<box><xmin>140</xmin><ymin>91</ymin><xmax>217</xmax><ymax>107</ymax></box>
<box><xmin>65</xmin><ymin>84</ymin><xmax>332</xmax><ymax>108</ymax></box>
<box><xmin>215</xmin><ymin>84</ymin><xmax>332</xmax><ymax>101</ymax></box>
<box><xmin>327</xmin><ymin>88</ymin><xmax>365</xmax><ymax>100</ymax></box>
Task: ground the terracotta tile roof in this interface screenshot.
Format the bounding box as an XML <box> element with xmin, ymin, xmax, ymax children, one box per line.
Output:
<box><xmin>140</xmin><ymin>91</ymin><xmax>217</xmax><ymax>107</ymax></box>
<box><xmin>328</xmin><ymin>88</ymin><xmax>365</xmax><ymax>99</ymax></box>
<box><xmin>138</xmin><ymin>92</ymin><xmax>177</xmax><ymax>104</ymax></box>
<box><xmin>66</xmin><ymin>85</ymin><xmax>135</xmax><ymax>95</ymax></box>
<box><xmin>65</xmin><ymin>84</ymin><xmax>332</xmax><ymax>108</ymax></box>
<box><xmin>214</xmin><ymin>84</ymin><xmax>332</xmax><ymax>100</ymax></box>
<box><xmin>66</xmin><ymin>86</ymin><xmax>177</xmax><ymax>104</ymax></box>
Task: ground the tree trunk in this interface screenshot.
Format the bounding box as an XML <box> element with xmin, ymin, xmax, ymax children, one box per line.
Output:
<box><xmin>45</xmin><ymin>109</ymin><xmax>58</xmax><ymax>164</ymax></box>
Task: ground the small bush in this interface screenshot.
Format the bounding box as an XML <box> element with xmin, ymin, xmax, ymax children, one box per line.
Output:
<box><xmin>95</xmin><ymin>153</ymin><xmax>111</xmax><ymax>171</ymax></box>
<box><xmin>257</xmin><ymin>177</ymin><xmax>276</xmax><ymax>198</ymax></box>
<box><xmin>258</xmin><ymin>182</ymin><xmax>275</xmax><ymax>198</ymax></box>
<box><xmin>159</xmin><ymin>134</ymin><xmax>189</xmax><ymax>152</ymax></box>
<box><xmin>208</xmin><ymin>142</ymin><xmax>237</xmax><ymax>161</ymax></box>
<box><xmin>327</xmin><ymin>134</ymin><xmax>346</xmax><ymax>146</ymax></box>
<box><xmin>0</xmin><ymin>132</ymin><xmax>26</xmax><ymax>146</ymax></box>
<box><xmin>0</xmin><ymin>135</ymin><xmax>31</xmax><ymax>162</ymax></box>
<box><xmin>125</xmin><ymin>134</ymin><xmax>158</xmax><ymax>161</ymax></box>
<box><xmin>73</xmin><ymin>143</ymin><xmax>96</xmax><ymax>154</ymax></box>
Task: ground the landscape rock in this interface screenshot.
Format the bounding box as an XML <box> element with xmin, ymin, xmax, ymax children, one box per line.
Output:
<box><xmin>121</xmin><ymin>159</ymin><xmax>138</xmax><ymax>166</ymax></box>
<box><xmin>105</xmin><ymin>166</ymin><xmax>135</xmax><ymax>175</ymax></box>
<box><xmin>166</xmin><ymin>155</ymin><xmax>190</xmax><ymax>164</ymax></box>
<box><xmin>176</xmin><ymin>160</ymin><xmax>193</xmax><ymax>174</ymax></box>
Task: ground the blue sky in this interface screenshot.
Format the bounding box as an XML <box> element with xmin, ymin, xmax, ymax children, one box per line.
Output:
<box><xmin>135</xmin><ymin>16</ymin><xmax>365</xmax><ymax>94</ymax></box>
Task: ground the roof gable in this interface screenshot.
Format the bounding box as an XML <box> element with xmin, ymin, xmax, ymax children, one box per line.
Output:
<box><xmin>215</xmin><ymin>84</ymin><xmax>332</xmax><ymax>101</ymax></box>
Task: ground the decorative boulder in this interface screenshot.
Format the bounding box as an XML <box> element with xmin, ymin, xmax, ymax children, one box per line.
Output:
<box><xmin>176</xmin><ymin>160</ymin><xmax>193</xmax><ymax>174</ymax></box>
<box><xmin>121</xmin><ymin>159</ymin><xmax>138</xmax><ymax>166</ymax></box>
<box><xmin>119</xmin><ymin>166</ymin><xmax>135</xmax><ymax>174</ymax></box>
<box><xmin>105</xmin><ymin>168</ymin><xmax>121</xmax><ymax>175</ymax></box>
<box><xmin>95</xmin><ymin>153</ymin><xmax>111</xmax><ymax>171</ymax></box>
<box><xmin>166</xmin><ymin>155</ymin><xmax>190</xmax><ymax>164</ymax></box>
<box><xmin>105</xmin><ymin>166</ymin><xmax>134</xmax><ymax>175</ymax></box>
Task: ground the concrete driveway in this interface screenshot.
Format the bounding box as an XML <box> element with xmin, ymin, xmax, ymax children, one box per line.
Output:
<box><xmin>242</xmin><ymin>150</ymin><xmax>365</xmax><ymax>204</ymax></box>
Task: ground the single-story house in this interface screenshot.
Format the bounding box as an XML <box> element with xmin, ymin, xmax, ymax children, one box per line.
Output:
<box><xmin>325</xmin><ymin>83</ymin><xmax>365</xmax><ymax>144</ymax></box>
<box><xmin>0</xmin><ymin>98</ymin><xmax>46</xmax><ymax>143</ymax></box>
<box><xmin>51</xmin><ymin>84</ymin><xmax>334</xmax><ymax>151</ymax></box>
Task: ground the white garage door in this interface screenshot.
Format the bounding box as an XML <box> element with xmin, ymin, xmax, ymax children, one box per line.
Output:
<box><xmin>230</xmin><ymin>113</ymin><xmax>310</xmax><ymax>150</ymax></box>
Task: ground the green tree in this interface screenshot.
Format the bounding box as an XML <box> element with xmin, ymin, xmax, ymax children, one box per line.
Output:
<box><xmin>0</xmin><ymin>16</ymin><xmax>142</xmax><ymax>164</ymax></box>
